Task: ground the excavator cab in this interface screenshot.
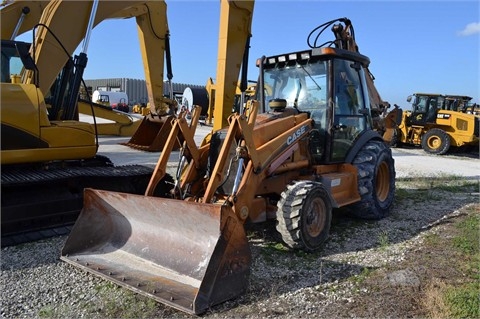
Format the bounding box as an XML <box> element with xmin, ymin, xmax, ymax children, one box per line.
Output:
<box><xmin>0</xmin><ymin>40</ymin><xmax>32</xmax><ymax>83</ymax></box>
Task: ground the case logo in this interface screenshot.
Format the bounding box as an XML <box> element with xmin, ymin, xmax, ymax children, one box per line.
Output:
<box><xmin>287</xmin><ymin>125</ymin><xmax>307</xmax><ymax>145</ymax></box>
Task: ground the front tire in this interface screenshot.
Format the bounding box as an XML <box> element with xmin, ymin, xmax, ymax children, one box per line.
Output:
<box><xmin>276</xmin><ymin>181</ymin><xmax>332</xmax><ymax>251</ymax></box>
<box><xmin>349</xmin><ymin>140</ymin><xmax>396</xmax><ymax>219</ymax></box>
<box><xmin>421</xmin><ymin>128</ymin><xmax>451</xmax><ymax>155</ymax></box>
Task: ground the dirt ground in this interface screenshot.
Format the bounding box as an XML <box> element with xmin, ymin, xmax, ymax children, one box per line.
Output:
<box><xmin>318</xmin><ymin>203</ymin><xmax>479</xmax><ymax>319</ymax></box>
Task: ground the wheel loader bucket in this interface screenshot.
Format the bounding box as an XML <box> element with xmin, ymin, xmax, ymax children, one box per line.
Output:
<box><xmin>61</xmin><ymin>188</ymin><xmax>251</xmax><ymax>315</ymax></box>
<box><xmin>121</xmin><ymin>115</ymin><xmax>180</xmax><ymax>152</ymax></box>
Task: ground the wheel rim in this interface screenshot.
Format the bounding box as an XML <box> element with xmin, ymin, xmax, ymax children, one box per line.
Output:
<box><xmin>427</xmin><ymin>135</ymin><xmax>441</xmax><ymax>150</ymax></box>
<box><xmin>376</xmin><ymin>161</ymin><xmax>390</xmax><ymax>202</ymax></box>
<box><xmin>305</xmin><ymin>198</ymin><xmax>326</xmax><ymax>238</ymax></box>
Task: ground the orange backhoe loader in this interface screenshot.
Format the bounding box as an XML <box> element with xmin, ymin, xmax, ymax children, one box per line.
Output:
<box><xmin>61</xmin><ymin>14</ymin><xmax>396</xmax><ymax>315</ymax></box>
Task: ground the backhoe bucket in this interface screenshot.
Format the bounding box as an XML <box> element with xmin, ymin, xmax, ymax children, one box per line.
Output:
<box><xmin>121</xmin><ymin>115</ymin><xmax>180</xmax><ymax>152</ymax></box>
<box><xmin>61</xmin><ymin>189</ymin><xmax>251</xmax><ymax>315</ymax></box>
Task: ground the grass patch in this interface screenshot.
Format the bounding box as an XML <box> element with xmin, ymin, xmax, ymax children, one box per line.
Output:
<box><xmin>424</xmin><ymin>209</ymin><xmax>480</xmax><ymax>319</ymax></box>
<box><xmin>444</xmin><ymin>281</ymin><xmax>480</xmax><ymax>318</ymax></box>
<box><xmin>452</xmin><ymin>213</ymin><xmax>480</xmax><ymax>255</ymax></box>
<box><xmin>38</xmin><ymin>305</ymin><xmax>56</xmax><ymax>318</ymax></box>
<box><xmin>349</xmin><ymin>267</ymin><xmax>373</xmax><ymax>285</ymax></box>
<box><xmin>378</xmin><ymin>230</ymin><xmax>390</xmax><ymax>250</ymax></box>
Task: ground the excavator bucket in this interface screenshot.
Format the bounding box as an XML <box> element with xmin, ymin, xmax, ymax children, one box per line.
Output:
<box><xmin>61</xmin><ymin>188</ymin><xmax>251</xmax><ymax>315</ymax></box>
<box><xmin>121</xmin><ymin>115</ymin><xmax>181</xmax><ymax>152</ymax></box>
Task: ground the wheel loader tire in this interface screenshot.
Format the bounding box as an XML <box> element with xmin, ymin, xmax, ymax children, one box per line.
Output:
<box><xmin>276</xmin><ymin>181</ymin><xmax>332</xmax><ymax>251</ymax></box>
<box><xmin>389</xmin><ymin>130</ymin><xmax>399</xmax><ymax>147</ymax></box>
<box><xmin>421</xmin><ymin>128</ymin><xmax>451</xmax><ymax>155</ymax></box>
<box><xmin>350</xmin><ymin>140</ymin><xmax>395</xmax><ymax>220</ymax></box>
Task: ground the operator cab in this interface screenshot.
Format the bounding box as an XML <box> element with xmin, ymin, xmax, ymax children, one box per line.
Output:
<box><xmin>407</xmin><ymin>93</ymin><xmax>443</xmax><ymax>125</ymax></box>
<box><xmin>1</xmin><ymin>40</ymin><xmax>34</xmax><ymax>84</ymax></box>
<box><xmin>258</xmin><ymin>48</ymin><xmax>372</xmax><ymax>163</ymax></box>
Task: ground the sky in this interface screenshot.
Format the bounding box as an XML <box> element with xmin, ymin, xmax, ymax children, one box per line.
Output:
<box><xmin>16</xmin><ymin>0</ymin><xmax>480</xmax><ymax>108</ymax></box>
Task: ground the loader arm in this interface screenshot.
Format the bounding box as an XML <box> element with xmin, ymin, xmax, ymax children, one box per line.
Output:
<box><xmin>19</xmin><ymin>0</ymin><xmax>170</xmax><ymax>115</ymax></box>
<box><xmin>145</xmin><ymin>106</ymin><xmax>203</xmax><ymax>196</ymax></box>
<box><xmin>206</xmin><ymin>109</ymin><xmax>314</xmax><ymax>221</ymax></box>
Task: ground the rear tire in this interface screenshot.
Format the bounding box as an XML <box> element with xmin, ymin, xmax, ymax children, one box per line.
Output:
<box><xmin>276</xmin><ymin>181</ymin><xmax>332</xmax><ymax>251</ymax></box>
<box><xmin>421</xmin><ymin>128</ymin><xmax>451</xmax><ymax>155</ymax></box>
<box><xmin>349</xmin><ymin>140</ymin><xmax>395</xmax><ymax>219</ymax></box>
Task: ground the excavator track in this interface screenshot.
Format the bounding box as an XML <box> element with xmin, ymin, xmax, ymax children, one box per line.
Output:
<box><xmin>1</xmin><ymin>164</ymin><xmax>154</xmax><ymax>247</ymax></box>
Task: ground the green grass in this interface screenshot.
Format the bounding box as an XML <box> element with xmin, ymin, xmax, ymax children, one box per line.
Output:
<box><xmin>378</xmin><ymin>230</ymin><xmax>390</xmax><ymax>250</ymax></box>
<box><xmin>444</xmin><ymin>212</ymin><xmax>480</xmax><ymax>318</ymax></box>
<box><xmin>445</xmin><ymin>282</ymin><xmax>480</xmax><ymax>318</ymax></box>
<box><xmin>38</xmin><ymin>305</ymin><xmax>56</xmax><ymax>318</ymax></box>
<box><xmin>349</xmin><ymin>267</ymin><xmax>373</xmax><ymax>285</ymax></box>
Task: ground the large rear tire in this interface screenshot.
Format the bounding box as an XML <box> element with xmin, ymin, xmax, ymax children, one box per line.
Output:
<box><xmin>421</xmin><ymin>128</ymin><xmax>451</xmax><ymax>155</ymax></box>
<box><xmin>350</xmin><ymin>140</ymin><xmax>396</xmax><ymax>219</ymax></box>
<box><xmin>276</xmin><ymin>181</ymin><xmax>332</xmax><ymax>251</ymax></box>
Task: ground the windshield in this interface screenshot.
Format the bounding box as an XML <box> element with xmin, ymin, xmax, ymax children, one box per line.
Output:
<box><xmin>1</xmin><ymin>42</ymin><xmax>25</xmax><ymax>83</ymax></box>
<box><xmin>263</xmin><ymin>60</ymin><xmax>328</xmax><ymax>113</ymax></box>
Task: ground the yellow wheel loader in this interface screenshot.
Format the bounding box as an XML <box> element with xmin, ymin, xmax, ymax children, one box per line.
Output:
<box><xmin>384</xmin><ymin>93</ymin><xmax>479</xmax><ymax>154</ymax></box>
<box><xmin>61</xmin><ymin>17</ymin><xmax>396</xmax><ymax>315</ymax></box>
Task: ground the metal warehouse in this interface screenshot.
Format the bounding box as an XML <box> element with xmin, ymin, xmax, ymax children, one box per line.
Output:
<box><xmin>84</xmin><ymin>78</ymin><xmax>205</xmax><ymax>105</ymax></box>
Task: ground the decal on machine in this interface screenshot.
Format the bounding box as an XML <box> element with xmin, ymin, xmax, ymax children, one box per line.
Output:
<box><xmin>437</xmin><ymin>113</ymin><xmax>451</xmax><ymax>119</ymax></box>
<box><xmin>287</xmin><ymin>125</ymin><xmax>307</xmax><ymax>145</ymax></box>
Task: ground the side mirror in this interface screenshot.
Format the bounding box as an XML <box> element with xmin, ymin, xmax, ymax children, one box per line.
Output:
<box><xmin>15</xmin><ymin>41</ymin><xmax>36</xmax><ymax>71</ymax></box>
<box><xmin>406</xmin><ymin>95</ymin><xmax>412</xmax><ymax>103</ymax></box>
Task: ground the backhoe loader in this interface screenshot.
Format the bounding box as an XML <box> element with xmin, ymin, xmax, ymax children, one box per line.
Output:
<box><xmin>1</xmin><ymin>0</ymin><xmax>177</xmax><ymax>244</ymax></box>
<box><xmin>61</xmin><ymin>16</ymin><xmax>396</xmax><ymax>315</ymax></box>
<box><xmin>384</xmin><ymin>93</ymin><xmax>479</xmax><ymax>154</ymax></box>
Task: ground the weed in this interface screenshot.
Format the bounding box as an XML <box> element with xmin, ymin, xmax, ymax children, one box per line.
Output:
<box><xmin>378</xmin><ymin>230</ymin><xmax>389</xmax><ymax>250</ymax></box>
<box><xmin>38</xmin><ymin>305</ymin><xmax>55</xmax><ymax>318</ymax></box>
<box><xmin>349</xmin><ymin>267</ymin><xmax>373</xmax><ymax>285</ymax></box>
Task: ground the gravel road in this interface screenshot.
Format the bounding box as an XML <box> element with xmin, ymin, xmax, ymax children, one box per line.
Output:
<box><xmin>392</xmin><ymin>146</ymin><xmax>479</xmax><ymax>179</ymax></box>
<box><xmin>1</xmin><ymin>144</ymin><xmax>478</xmax><ymax>318</ymax></box>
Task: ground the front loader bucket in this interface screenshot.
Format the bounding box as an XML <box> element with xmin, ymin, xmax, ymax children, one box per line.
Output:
<box><xmin>61</xmin><ymin>189</ymin><xmax>251</xmax><ymax>315</ymax></box>
<box><xmin>121</xmin><ymin>115</ymin><xmax>180</xmax><ymax>152</ymax></box>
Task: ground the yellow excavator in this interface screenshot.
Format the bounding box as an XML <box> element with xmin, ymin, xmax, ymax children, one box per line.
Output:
<box><xmin>0</xmin><ymin>0</ymin><xmax>156</xmax><ymax>137</ymax></box>
<box><xmin>61</xmin><ymin>11</ymin><xmax>396</xmax><ymax>315</ymax></box>
<box><xmin>0</xmin><ymin>0</ymin><xmax>178</xmax><ymax>244</ymax></box>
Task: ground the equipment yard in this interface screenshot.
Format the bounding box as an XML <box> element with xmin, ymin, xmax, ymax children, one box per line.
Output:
<box><xmin>2</xmin><ymin>1</ymin><xmax>478</xmax><ymax>317</ymax></box>
<box><xmin>1</xmin><ymin>137</ymin><xmax>478</xmax><ymax>318</ymax></box>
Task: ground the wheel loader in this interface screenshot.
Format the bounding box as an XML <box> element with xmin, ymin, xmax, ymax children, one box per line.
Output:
<box><xmin>384</xmin><ymin>93</ymin><xmax>480</xmax><ymax>154</ymax></box>
<box><xmin>61</xmin><ymin>16</ymin><xmax>396</xmax><ymax>315</ymax></box>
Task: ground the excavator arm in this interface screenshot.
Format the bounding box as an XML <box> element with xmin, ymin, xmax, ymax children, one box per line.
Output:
<box><xmin>123</xmin><ymin>0</ymin><xmax>255</xmax><ymax>151</ymax></box>
<box><xmin>0</xmin><ymin>0</ymin><xmax>48</xmax><ymax>39</ymax></box>
<box><xmin>213</xmin><ymin>0</ymin><xmax>254</xmax><ymax>130</ymax></box>
<box><xmin>19</xmin><ymin>0</ymin><xmax>170</xmax><ymax>116</ymax></box>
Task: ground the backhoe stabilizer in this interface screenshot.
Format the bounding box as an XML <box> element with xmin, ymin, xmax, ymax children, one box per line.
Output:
<box><xmin>61</xmin><ymin>188</ymin><xmax>251</xmax><ymax>315</ymax></box>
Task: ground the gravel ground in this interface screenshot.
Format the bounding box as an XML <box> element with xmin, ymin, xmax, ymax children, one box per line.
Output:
<box><xmin>1</xmin><ymin>147</ymin><xmax>478</xmax><ymax>318</ymax></box>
